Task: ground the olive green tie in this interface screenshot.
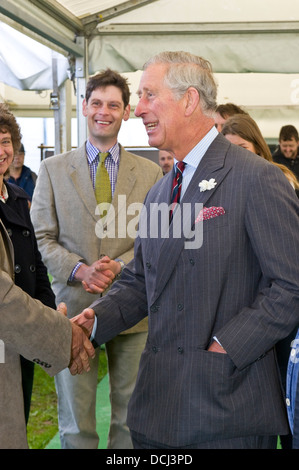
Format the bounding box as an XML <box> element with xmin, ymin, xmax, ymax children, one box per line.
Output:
<box><xmin>95</xmin><ymin>152</ymin><xmax>112</xmax><ymax>205</ymax></box>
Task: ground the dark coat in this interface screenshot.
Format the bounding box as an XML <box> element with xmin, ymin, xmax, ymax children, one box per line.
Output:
<box><xmin>0</xmin><ymin>182</ymin><xmax>55</xmax><ymax>308</ymax></box>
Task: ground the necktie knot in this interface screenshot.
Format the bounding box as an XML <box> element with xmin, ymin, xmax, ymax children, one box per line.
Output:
<box><xmin>99</xmin><ymin>152</ymin><xmax>109</xmax><ymax>165</ymax></box>
<box><xmin>176</xmin><ymin>161</ymin><xmax>186</xmax><ymax>175</ymax></box>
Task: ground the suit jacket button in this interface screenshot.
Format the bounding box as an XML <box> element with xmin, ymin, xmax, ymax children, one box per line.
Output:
<box><xmin>189</xmin><ymin>259</ymin><xmax>195</xmax><ymax>266</ymax></box>
<box><xmin>22</xmin><ymin>229</ymin><xmax>30</xmax><ymax>237</ymax></box>
<box><xmin>146</xmin><ymin>262</ymin><xmax>151</xmax><ymax>269</ymax></box>
<box><xmin>14</xmin><ymin>264</ymin><xmax>21</xmax><ymax>274</ymax></box>
<box><xmin>29</xmin><ymin>265</ymin><xmax>36</xmax><ymax>272</ymax></box>
<box><xmin>150</xmin><ymin>304</ymin><xmax>159</xmax><ymax>313</ymax></box>
<box><xmin>7</xmin><ymin>228</ymin><xmax>12</xmax><ymax>237</ymax></box>
<box><xmin>152</xmin><ymin>346</ymin><xmax>158</xmax><ymax>353</ymax></box>
<box><xmin>177</xmin><ymin>347</ymin><xmax>184</xmax><ymax>354</ymax></box>
<box><xmin>178</xmin><ymin>303</ymin><xmax>183</xmax><ymax>311</ymax></box>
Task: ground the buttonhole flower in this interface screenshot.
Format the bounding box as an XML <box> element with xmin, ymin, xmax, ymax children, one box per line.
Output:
<box><xmin>199</xmin><ymin>178</ymin><xmax>217</xmax><ymax>192</ymax></box>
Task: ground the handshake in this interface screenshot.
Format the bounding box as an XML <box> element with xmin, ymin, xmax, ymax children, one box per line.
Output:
<box><xmin>58</xmin><ymin>303</ymin><xmax>96</xmax><ymax>376</ymax></box>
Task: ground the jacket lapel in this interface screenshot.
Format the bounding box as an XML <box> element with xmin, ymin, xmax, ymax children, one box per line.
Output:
<box><xmin>0</xmin><ymin>219</ymin><xmax>14</xmax><ymax>276</ymax></box>
<box><xmin>152</xmin><ymin>134</ymin><xmax>232</xmax><ymax>302</ymax></box>
<box><xmin>69</xmin><ymin>147</ymin><xmax>98</xmax><ymax>222</ymax></box>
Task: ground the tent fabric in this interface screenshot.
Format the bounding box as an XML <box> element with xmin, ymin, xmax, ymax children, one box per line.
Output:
<box><xmin>0</xmin><ymin>22</ymin><xmax>68</xmax><ymax>90</ymax></box>
<box><xmin>89</xmin><ymin>32</ymin><xmax>299</xmax><ymax>75</ymax></box>
<box><xmin>1</xmin><ymin>0</ymin><xmax>299</xmax><ymax>91</ymax></box>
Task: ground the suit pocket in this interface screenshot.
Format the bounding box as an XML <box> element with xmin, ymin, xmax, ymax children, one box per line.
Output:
<box><xmin>189</xmin><ymin>348</ymin><xmax>287</xmax><ymax>442</ymax></box>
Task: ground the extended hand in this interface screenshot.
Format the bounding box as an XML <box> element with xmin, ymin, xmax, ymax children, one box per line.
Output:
<box><xmin>71</xmin><ymin>308</ymin><xmax>96</xmax><ymax>339</ymax></box>
<box><xmin>57</xmin><ymin>302</ymin><xmax>95</xmax><ymax>374</ymax></box>
<box><xmin>69</xmin><ymin>322</ymin><xmax>95</xmax><ymax>375</ymax></box>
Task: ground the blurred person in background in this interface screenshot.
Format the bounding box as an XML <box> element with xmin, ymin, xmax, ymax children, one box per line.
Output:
<box><xmin>272</xmin><ymin>125</ymin><xmax>299</xmax><ymax>195</ymax></box>
<box><xmin>158</xmin><ymin>149</ymin><xmax>174</xmax><ymax>174</ymax></box>
<box><xmin>213</xmin><ymin>102</ymin><xmax>248</xmax><ymax>132</ymax></box>
<box><xmin>7</xmin><ymin>143</ymin><xmax>37</xmax><ymax>202</ymax></box>
<box><xmin>222</xmin><ymin>113</ymin><xmax>299</xmax><ymax>449</ymax></box>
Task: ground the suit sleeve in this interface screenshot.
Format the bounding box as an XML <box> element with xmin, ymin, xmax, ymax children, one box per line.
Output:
<box><xmin>217</xmin><ymin>163</ymin><xmax>299</xmax><ymax>370</ymax></box>
<box><xmin>31</xmin><ymin>160</ymin><xmax>85</xmax><ymax>283</ymax></box>
<box><xmin>90</xmin><ymin>238</ymin><xmax>149</xmax><ymax>346</ymax></box>
<box><xmin>0</xmin><ymin>268</ymin><xmax>72</xmax><ymax>376</ymax></box>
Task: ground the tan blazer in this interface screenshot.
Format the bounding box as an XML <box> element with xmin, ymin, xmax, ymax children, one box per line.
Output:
<box><xmin>0</xmin><ymin>220</ymin><xmax>72</xmax><ymax>448</ymax></box>
<box><xmin>31</xmin><ymin>144</ymin><xmax>162</xmax><ymax>333</ymax></box>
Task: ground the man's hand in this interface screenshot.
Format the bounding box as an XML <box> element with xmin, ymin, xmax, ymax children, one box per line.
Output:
<box><xmin>208</xmin><ymin>340</ymin><xmax>227</xmax><ymax>354</ymax></box>
<box><xmin>75</xmin><ymin>256</ymin><xmax>121</xmax><ymax>294</ymax></box>
<box><xmin>71</xmin><ymin>308</ymin><xmax>96</xmax><ymax>338</ymax></box>
<box><xmin>56</xmin><ymin>302</ymin><xmax>95</xmax><ymax>374</ymax></box>
<box><xmin>57</xmin><ymin>302</ymin><xmax>67</xmax><ymax>316</ymax></box>
<box><xmin>69</xmin><ymin>322</ymin><xmax>95</xmax><ymax>375</ymax></box>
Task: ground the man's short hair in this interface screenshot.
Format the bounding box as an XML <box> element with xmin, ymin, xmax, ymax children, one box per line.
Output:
<box><xmin>85</xmin><ymin>69</ymin><xmax>131</xmax><ymax>108</ymax></box>
<box><xmin>279</xmin><ymin>125</ymin><xmax>299</xmax><ymax>142</ymax></box>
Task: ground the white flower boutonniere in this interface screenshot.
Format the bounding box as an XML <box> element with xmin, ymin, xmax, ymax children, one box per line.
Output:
<box><xmin>199</xmin><ymin>178</ymin><xmax>217</xmax><ymax>192</ymax></box>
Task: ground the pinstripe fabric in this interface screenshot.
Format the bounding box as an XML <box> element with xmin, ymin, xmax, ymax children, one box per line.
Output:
<box><xmin>91</xmin><ymin>133</ymin><xmax>299</xmax><ymax>447</ymax></box>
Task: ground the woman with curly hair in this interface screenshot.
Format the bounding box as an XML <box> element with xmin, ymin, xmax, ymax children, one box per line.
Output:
<box><xmin>0</xmin><ymin>103</ymin><xmax>56</xmax><ymax>425</ymax></box>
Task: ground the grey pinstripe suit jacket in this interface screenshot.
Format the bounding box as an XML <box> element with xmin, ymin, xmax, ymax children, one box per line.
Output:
<box><xmin>91</xmin><ymin>133</ymin><xmax>299</xmax><ymax>446</ymax></box>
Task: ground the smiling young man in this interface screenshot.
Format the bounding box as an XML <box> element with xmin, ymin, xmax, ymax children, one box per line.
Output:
<box><xmin>30</xmin><ymin>69</ymin><xmax>162</xmax><ymax>449</ymax></box>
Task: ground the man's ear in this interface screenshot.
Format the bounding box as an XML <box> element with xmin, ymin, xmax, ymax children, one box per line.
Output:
<box><xmin>123</xmin><ymin>104</ymin><xmax>131</xmax><ymax>121</ymax></box>
<box><xmin>82</xmin><ymin>98</ymin><xmax>88</xmax><ymax>117</ymax></box>
<box><xmin>184</xmin><ymin>87</ymin><xmax>200</xmax><ymax>117</ymax></box>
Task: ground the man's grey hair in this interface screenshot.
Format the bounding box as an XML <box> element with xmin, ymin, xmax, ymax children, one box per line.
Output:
<box><xmin>143</xmin><ymin>51</ymin><xmax>218</xmax><ymax>117</ymax></box>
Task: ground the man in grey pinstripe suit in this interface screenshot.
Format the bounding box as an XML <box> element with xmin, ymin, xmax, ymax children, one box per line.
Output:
<box><xmin>73</xmin><ymin>51</ymin><xmax>299</xmax><ymax>449</ymax></box>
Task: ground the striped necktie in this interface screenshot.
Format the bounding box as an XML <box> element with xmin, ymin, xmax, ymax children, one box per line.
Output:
<box><xmin>169</xmin><ymin>161</ymin><xmax>186</xmax><ymax>222</ymax></box>
<box><xmin>95</xmin><ymin>152</ymin><xmax>112</xmax><ymax>206</ymax></box>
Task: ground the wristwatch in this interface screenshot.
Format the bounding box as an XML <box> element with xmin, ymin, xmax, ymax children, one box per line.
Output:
<box><xmin>115</xmin><ymin>259</ymin><xmax>125</xmax><ymax>279</ymax></box>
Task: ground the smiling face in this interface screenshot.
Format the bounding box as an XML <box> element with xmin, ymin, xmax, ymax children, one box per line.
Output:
<box><xmin>0</xmin><ymin>130</ymin><xmax>14</xmax><ymax>182</ymax></box>
<box><xmin>135</xmin><ymin>64</ymin><xmax>187</xmax><ymax>157</ymax></box>
<box><xmin>82</xmin><ymin>85</ymin><xmax>130</xmax><ymax>150</ymax></box>
<box><xmin>279</xmin><ymin>138</ymin><xmax>299</xmax><ymax>160</ymax></box>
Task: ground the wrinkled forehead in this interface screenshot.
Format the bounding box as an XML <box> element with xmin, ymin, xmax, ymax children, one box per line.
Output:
<box><xmin>137</xmin><ymin>63</ymin><xmax>169</xmax><ymax>94</ymax></box>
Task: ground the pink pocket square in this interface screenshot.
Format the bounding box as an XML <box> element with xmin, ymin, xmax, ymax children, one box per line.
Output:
<box><xmin>195</xmin><ymin>206</ymin><xmax>226</xmax><ymax>223</ymax></box>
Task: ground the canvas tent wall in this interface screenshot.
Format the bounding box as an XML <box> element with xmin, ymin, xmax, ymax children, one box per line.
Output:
<box><xmin>0</xmin><ymin>0</ymin><xmax>299</xmax><ymax>151</ymax></box>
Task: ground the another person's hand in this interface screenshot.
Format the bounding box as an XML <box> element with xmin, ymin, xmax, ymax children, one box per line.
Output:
<box><xmin>75</xmin><ymin>256</ymin><xmax>121</xmax><ymax>294</ymax></box>
<box><xmin>57</xmin><ymin>302</ymin><xmax>95</xmax><ymax>374</ymax></box>
<box><xmin>71</xmin><ymin>308</ymin><xmax>96</xmax><ymax>339</ymax></box>
<box><xmin>69</xmin><ymin>322</ymin><xmax>95</xmax><ymax>375</ymax></box>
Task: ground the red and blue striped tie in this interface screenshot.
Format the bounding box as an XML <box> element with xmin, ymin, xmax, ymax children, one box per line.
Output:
<box><xmin>169</xmin><ymin>161</ymin><xmax>186</xmax><ymax>222</ymax></box>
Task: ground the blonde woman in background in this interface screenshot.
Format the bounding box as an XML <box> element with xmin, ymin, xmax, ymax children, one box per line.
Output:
<box><xmin>221</xmin><ymin>113</ymin><xmax>299</xmax><ymax>191</ymax></box>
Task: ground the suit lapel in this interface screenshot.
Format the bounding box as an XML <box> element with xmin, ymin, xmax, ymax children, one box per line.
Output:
<box><xmin>152</xmin><ymin>134</ymin><xmax>232</xmax><ymax>301</ymax></box>
<box><xmin>0</xmin><ymin>219</ymin><xmax>14</xmax><ymax>276</ymax></box>
<box><xmin>68</xmin><ymin>147</ymin><xmax>98</xmax><ymax>222</ymax></box>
